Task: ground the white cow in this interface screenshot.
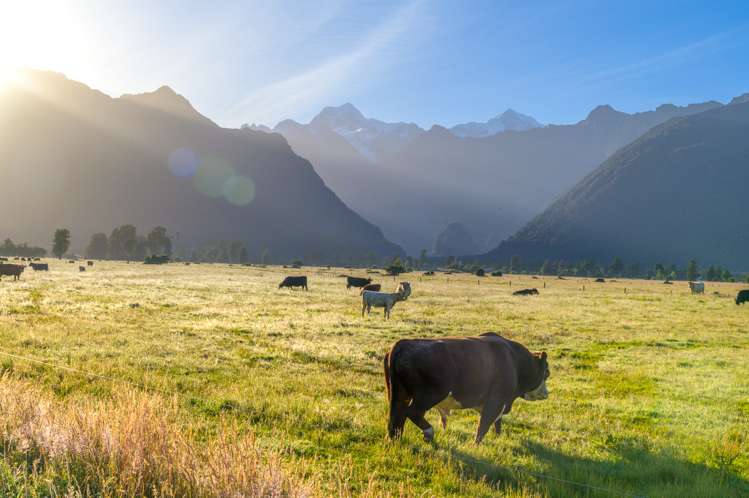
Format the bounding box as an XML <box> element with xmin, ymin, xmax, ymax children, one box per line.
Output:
<box><xmin>689</xmin><ymin>281</ymin><xmax>705</xmax><ymax>294</ymax></box>
<box><xmin>361</xmin><ymin>282</ymin><xmax>411</xmax><ymax>319</ymax></box>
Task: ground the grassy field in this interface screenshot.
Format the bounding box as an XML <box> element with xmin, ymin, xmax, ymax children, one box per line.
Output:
<box><xmin>0</xmin><ymin>260</ymin><xmax>747</xmax><ymax>497</ymax></box>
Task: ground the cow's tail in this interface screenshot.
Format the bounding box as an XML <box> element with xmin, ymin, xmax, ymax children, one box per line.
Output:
<box><xmin>385</xmin><ymin>344</ymin><xmax>408</xmax><ymax>439</ymax></box>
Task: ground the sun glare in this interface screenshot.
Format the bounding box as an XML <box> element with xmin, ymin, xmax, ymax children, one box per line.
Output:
<box><xmin>0</xmin><ymin>1</ymin><xmax>90</xmax><ymax>87</ymax></box>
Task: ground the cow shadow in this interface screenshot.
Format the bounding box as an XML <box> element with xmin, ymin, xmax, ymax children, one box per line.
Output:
<box><xmin>443</xmin><ymin>437</ymin><xmax>749</xmax><ymax>497</ymax></box>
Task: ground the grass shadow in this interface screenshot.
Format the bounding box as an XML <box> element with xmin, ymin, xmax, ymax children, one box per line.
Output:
<box><xmin>440</xmin><ymin>437</ymin><xmax>749</xmax><ymax>498</ymax></box>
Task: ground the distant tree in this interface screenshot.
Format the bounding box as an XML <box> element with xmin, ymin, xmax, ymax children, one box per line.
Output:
<box><xmin>2</xmin><ymin>238</ymin><xmax>15</xmax><ymax>255</ymax></box>
<box><xmin>52</xmin><ymin>229</ymin><xmax>71</xmax><ymax>259</ymax></box>
<box><xmin>239</xmin><ymin>247</ymin><xmax>248</xmax><ymax>264</ymax></box>
<box><xmin>229</xmin><ymin>241</ymin><xmax>244</xmax><ymax>263</ymax></box>
<box><xmin>686</xmin><ymin>260</ymin><xmax>698</xmax><ymax>281</ymax></box>
<box><xmin>556</xmin><ymin>260</ymin><xmax>567</xmax><ymax>276</ymax></box>
<box><xmin>260</xmin><ymin>248</ymin><xmax>269</xmax><ymax>265</ymax></box>
<box><xmin>419</xmin><ymin>249</ymin><xmax>428</xmax><ymax>268</ymax></box>
<box><xmin>446</xmin><ymin>255</ymin><xmax>455</xmax><ymax>268</ymax></box>
<box><xmin>609</xmin><ymin>257</ymin><xmax>624</xmax><ymax>276</ymax></box>
<box><xmin>655</xmin><ymin>263</ymin><xmax>666</xmax><ymax>280</ymax></box>
<box><xmin>85</xmin><ymin>233</ymin><xmax>109</xmax><ymax>259</ymax></box>
<box><xmin>135</xmin><ymin>238</ymin><xmax>150</xmax><ymax>260</ymax></box>
<box><xmin>540</xmin><ymin>259</ymin><xmax>552</xmax><ymax>275</ymax></box>
<box><xmin>147</xmin><ymin>226</ymin><xmax>172</xmax><ymax>256</ymax></box>
<box><xmin>510</xmin><ymin>255</ymin><xmax>520</xmax><ymax>272</ymax></box>
<box><xmin>721</xmin><ymin>268</ymin><xmax>733</xmax><ymax>282</ymax></box>
<box><xmin>109</xmin><ymin>225</ymin><xmax>137</xmax><ymax>260</ymax></box>
<box><xmin>626</xmin><ymin>263</ymin><xmax>640</xmax><ymax>278</ymax></box>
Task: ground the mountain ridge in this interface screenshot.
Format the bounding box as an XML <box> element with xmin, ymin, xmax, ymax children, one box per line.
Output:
<box><xmin>483</xmin><ymin>101</ymin><xmax>749</xmax><ymax>270</ymax></box>
<box><xmin>0</xmin><ymin>70</ymin><xmax>404</xmax><ymax>263</ymax></box>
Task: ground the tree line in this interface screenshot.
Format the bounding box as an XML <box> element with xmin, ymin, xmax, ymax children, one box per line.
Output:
<box><xmin>0</xmin><ymin>238</ymin><xmax>47</xmax><ymax>258</ymax></box>
<box><xmin>478</xmin><ymin>255</ymin><xmax>744</xmax><ymax>282</ymax></box>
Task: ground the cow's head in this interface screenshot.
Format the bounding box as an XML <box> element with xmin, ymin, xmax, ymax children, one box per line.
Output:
<box><xmin>398</xmin><ymin>282</ymin><xmax>412</xmax><ymax>300</ymax></box>
<box><xmin>523</xmin><ymin>351</ymin><xmax>550</xmax><ymax>401</ymax></box>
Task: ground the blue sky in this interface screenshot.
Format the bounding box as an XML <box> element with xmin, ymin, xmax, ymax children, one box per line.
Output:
<box><xmin>2</xmin><ymin>0</ymin><xmax>748</xmax><ymax>127</ymax></box>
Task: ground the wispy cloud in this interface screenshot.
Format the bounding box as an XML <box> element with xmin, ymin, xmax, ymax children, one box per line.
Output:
<box><xmin>582</xmin><ymin>24</ymin><xmax>748</xmax><ymax>86</ymax></box>
<box><xmin>225</xmin><ymin>0</ymin><xmax>425</xmax><ymax>126</ymax></box>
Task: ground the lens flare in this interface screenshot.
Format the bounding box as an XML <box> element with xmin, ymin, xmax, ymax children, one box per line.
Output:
<box><xmin>223</xmin><ymin>175</ymin><xmax>256</xmax><ymax>206</ymax></box>
<box><xmin>193</xmin><ymin>156</ymin><xmax>234</xmax><ymax>198</ymax></box>
<box><xmin>168</xmin><ymin>148</ymin><xmax>199</xmax><ymax>177</ymax></box>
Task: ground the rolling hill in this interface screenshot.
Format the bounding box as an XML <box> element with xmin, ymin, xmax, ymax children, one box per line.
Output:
<box><xmin>484</xmin><ymin>99</ymin><xmax>749</xmax><ymax>270</ymax></box>
<box><xmin>0</xmin><ymin>70</ymin><xmax>403</xmax><ymax>263</ymax></box>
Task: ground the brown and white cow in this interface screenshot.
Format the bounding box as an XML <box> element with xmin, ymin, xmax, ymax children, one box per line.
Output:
<box><xmin>359</xmin><ymin>283</ymin><xmax>382</xmax><ymax>295</ymax></box>
<box><xmin>383</xmin><ymin>332</ymin><xmax>549</xmax><ymax>444</ymax></box>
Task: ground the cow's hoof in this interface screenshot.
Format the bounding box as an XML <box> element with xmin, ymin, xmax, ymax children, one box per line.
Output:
<box><xmin>422</xmin><ymin>427</ymin><xmax>435</xmax><ymax>442</ymax></box>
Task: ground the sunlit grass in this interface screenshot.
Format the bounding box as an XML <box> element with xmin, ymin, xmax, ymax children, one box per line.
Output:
<box><xmin>0</xmin><ymin>261</ymin><xmax>747</xmax><ymax>497</ymax></box>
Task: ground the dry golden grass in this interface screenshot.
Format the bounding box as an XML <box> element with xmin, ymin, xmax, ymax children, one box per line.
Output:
<box><xmin>0</xmin><ymin>373</ymin><xmax>309</xmax><ymax>497</ymax></box>
<box><xmin>0</xmin><ymin>260</ymin><xmax>747</xmax><ymax>497</ymax></box>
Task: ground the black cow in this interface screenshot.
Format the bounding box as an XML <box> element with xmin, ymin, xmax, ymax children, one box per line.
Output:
<box><xmin>384</xmin><ymin>332</ymin><xmax>549</xmax><ymax>444</ymax></box>
<box><xmin>594</xmin><ymin>278</ymin><xmax>606</xmax><ymax>283</ymax></box>
<box><xmin>346</xmin><ymin>276</ymin><xmax>371</xmax><ymax>289</ymax></box>
<box><xmin>513</xmin><ymin>288</ymin><xmax>539</xmax><ymax>296</ymax></box>
<box><xmin>736</xmin><ymin>290</ymin><xmax>749</xmax><ymax>305</ymax></box>
<box><xmin>29</xmin><ymin>263</ymin><xmax>49</xmax><ymax>271</ymax></box>
<box><xmin>0</xmin><ymin>264</ymin><xmax>25</xmax><ymax>281</ymax></box>
<box><xmin>279</xmin><ymin>276</ymin><xmax>308</xmax><ymax>290</ymax></box>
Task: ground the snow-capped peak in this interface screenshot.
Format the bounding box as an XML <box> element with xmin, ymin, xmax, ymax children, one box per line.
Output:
<box><xmin>450</xmin><ymin>109</ymin><xmax>542</xmax><ymax>138</ymax></box>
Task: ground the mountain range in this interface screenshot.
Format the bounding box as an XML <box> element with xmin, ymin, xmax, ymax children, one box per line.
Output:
<box><xmin>484</xmin><ymin>98</ymin><xmax>749</xmax><ymax>270</ymax></box>
<box><xmin>266</xmin><ymin>99</ymin><xmax>722</xmax><ymax>254</ymax></box>
<box><xmin>0</xmin><ymin>70</ymin><xmax>403</xmax><ymax>263</ymax></box>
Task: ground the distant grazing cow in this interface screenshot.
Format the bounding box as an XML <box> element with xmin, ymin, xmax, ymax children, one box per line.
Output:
<box><xmin>423</xmin><ymin>271</ymin><xmax>435</xmax><ymax>276</ymax></box>
<box><xmin>475</xmin><ymin>269</ymin><xmax>485</xmax><ymax>277</ymax></box>
<box><xmin>595</xmin><ymin>278</ymin><xmax>606</xmax><ymax>283</ymax></box>
<box><xmin>383</xmin><ymin>332</ymin><xmax>550</xmax><ymax>443</ymax></box>
<box><xmin>663</xmin><ymin>280</ymin><xmax>673</xmax><ymax>285</ymax></box>
<box><xmin>29</xmin><ymin>263</ymin><xmax>49</xmax><ymax>271</ymax></box>
<box><xmin>0</xmin><ymin>257</ymin><xmax>7</xmax><ymax>261</ymax></box>
<box><xmin>491</xmin><ymin>271</ymin><xmax>503</xmax><ymax>277</ymax></box>
<box><xmin>362</xmin><ymin>282</ymin><xmax>411</xmax><ymax>319</ymax></box>
<box><xmin>513</xmin><ymin>288</ymin><xmax>539</xmax><ymax>296</ymax></box>
<box><xmin>87</xmin><ymin>261</ymin><xmax>94</xmax><ymax>266</ymax></box>
<box><xmin>279</xmin><ymin>276</ymin><xmax>308</xmax><ymax>290</ymax></box>
<box><xmin>0</xmin><ymin>264</ymin><xmax>25</xmax><ymax>281</ymax></box>
<box><xmin>689</xmin><ymin>281</ymin><xmax>705</xmax><ymax>294</ymax></box>
<box><xmin>360</xmin><ymin>283</ymin><xmax>382</xmax><ymax>294</ymax></box>
<box><xmin>736</xmin><ymin>290</ymin><xmax>749</xmax><ymax>305</ymax></box>
<box><xmin>346</xmin><ymin>276</ymin><xmax>372</xmax><ymax>289</ymax></box>
<box><xmin>79</xmin><ymin>266</ymin><xmax>86</xmax><ymax>272</ymax></box>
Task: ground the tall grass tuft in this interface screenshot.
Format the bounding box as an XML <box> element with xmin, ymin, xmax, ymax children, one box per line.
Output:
<box><xmin>0</xmin><ymin>374</ymin><xmax>310</xmax><ymax>497</ymax></box>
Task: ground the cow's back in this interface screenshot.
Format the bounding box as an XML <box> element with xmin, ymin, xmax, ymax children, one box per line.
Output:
<box><xmin>391</xmin><ymin>337</ymin><xmax>511</xmax><ymax>408</ymax></box>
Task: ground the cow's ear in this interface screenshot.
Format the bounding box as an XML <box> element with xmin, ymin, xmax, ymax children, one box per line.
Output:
<box><xmin>541</xmin><ymin>351</ymin><xmax>547</xmax><ymax>361</ymax></box>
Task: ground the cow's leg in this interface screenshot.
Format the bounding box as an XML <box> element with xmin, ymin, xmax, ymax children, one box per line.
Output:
<box><xmin>476</xmin><ymin>395</ymin><xmax>508</xmax><ymax>444</ymax></box>
<box><xmin>437</xmin><ymin>406</ymin><xmax>450</xmax><ymax>429</ymax></box>
<box><xmin>361</xmin><ymin>302</ymin><xmax>367</xmax><ymax>317</ymax></box>
<box><xmin>405</xmin><ymin>391</ymin><xmax>446</xmax><ymax>442</ymax></box>
<box><xmin>493</xmin><ymin>402</ymin><xmax>512</xmax><ymax>434</ymax></box>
